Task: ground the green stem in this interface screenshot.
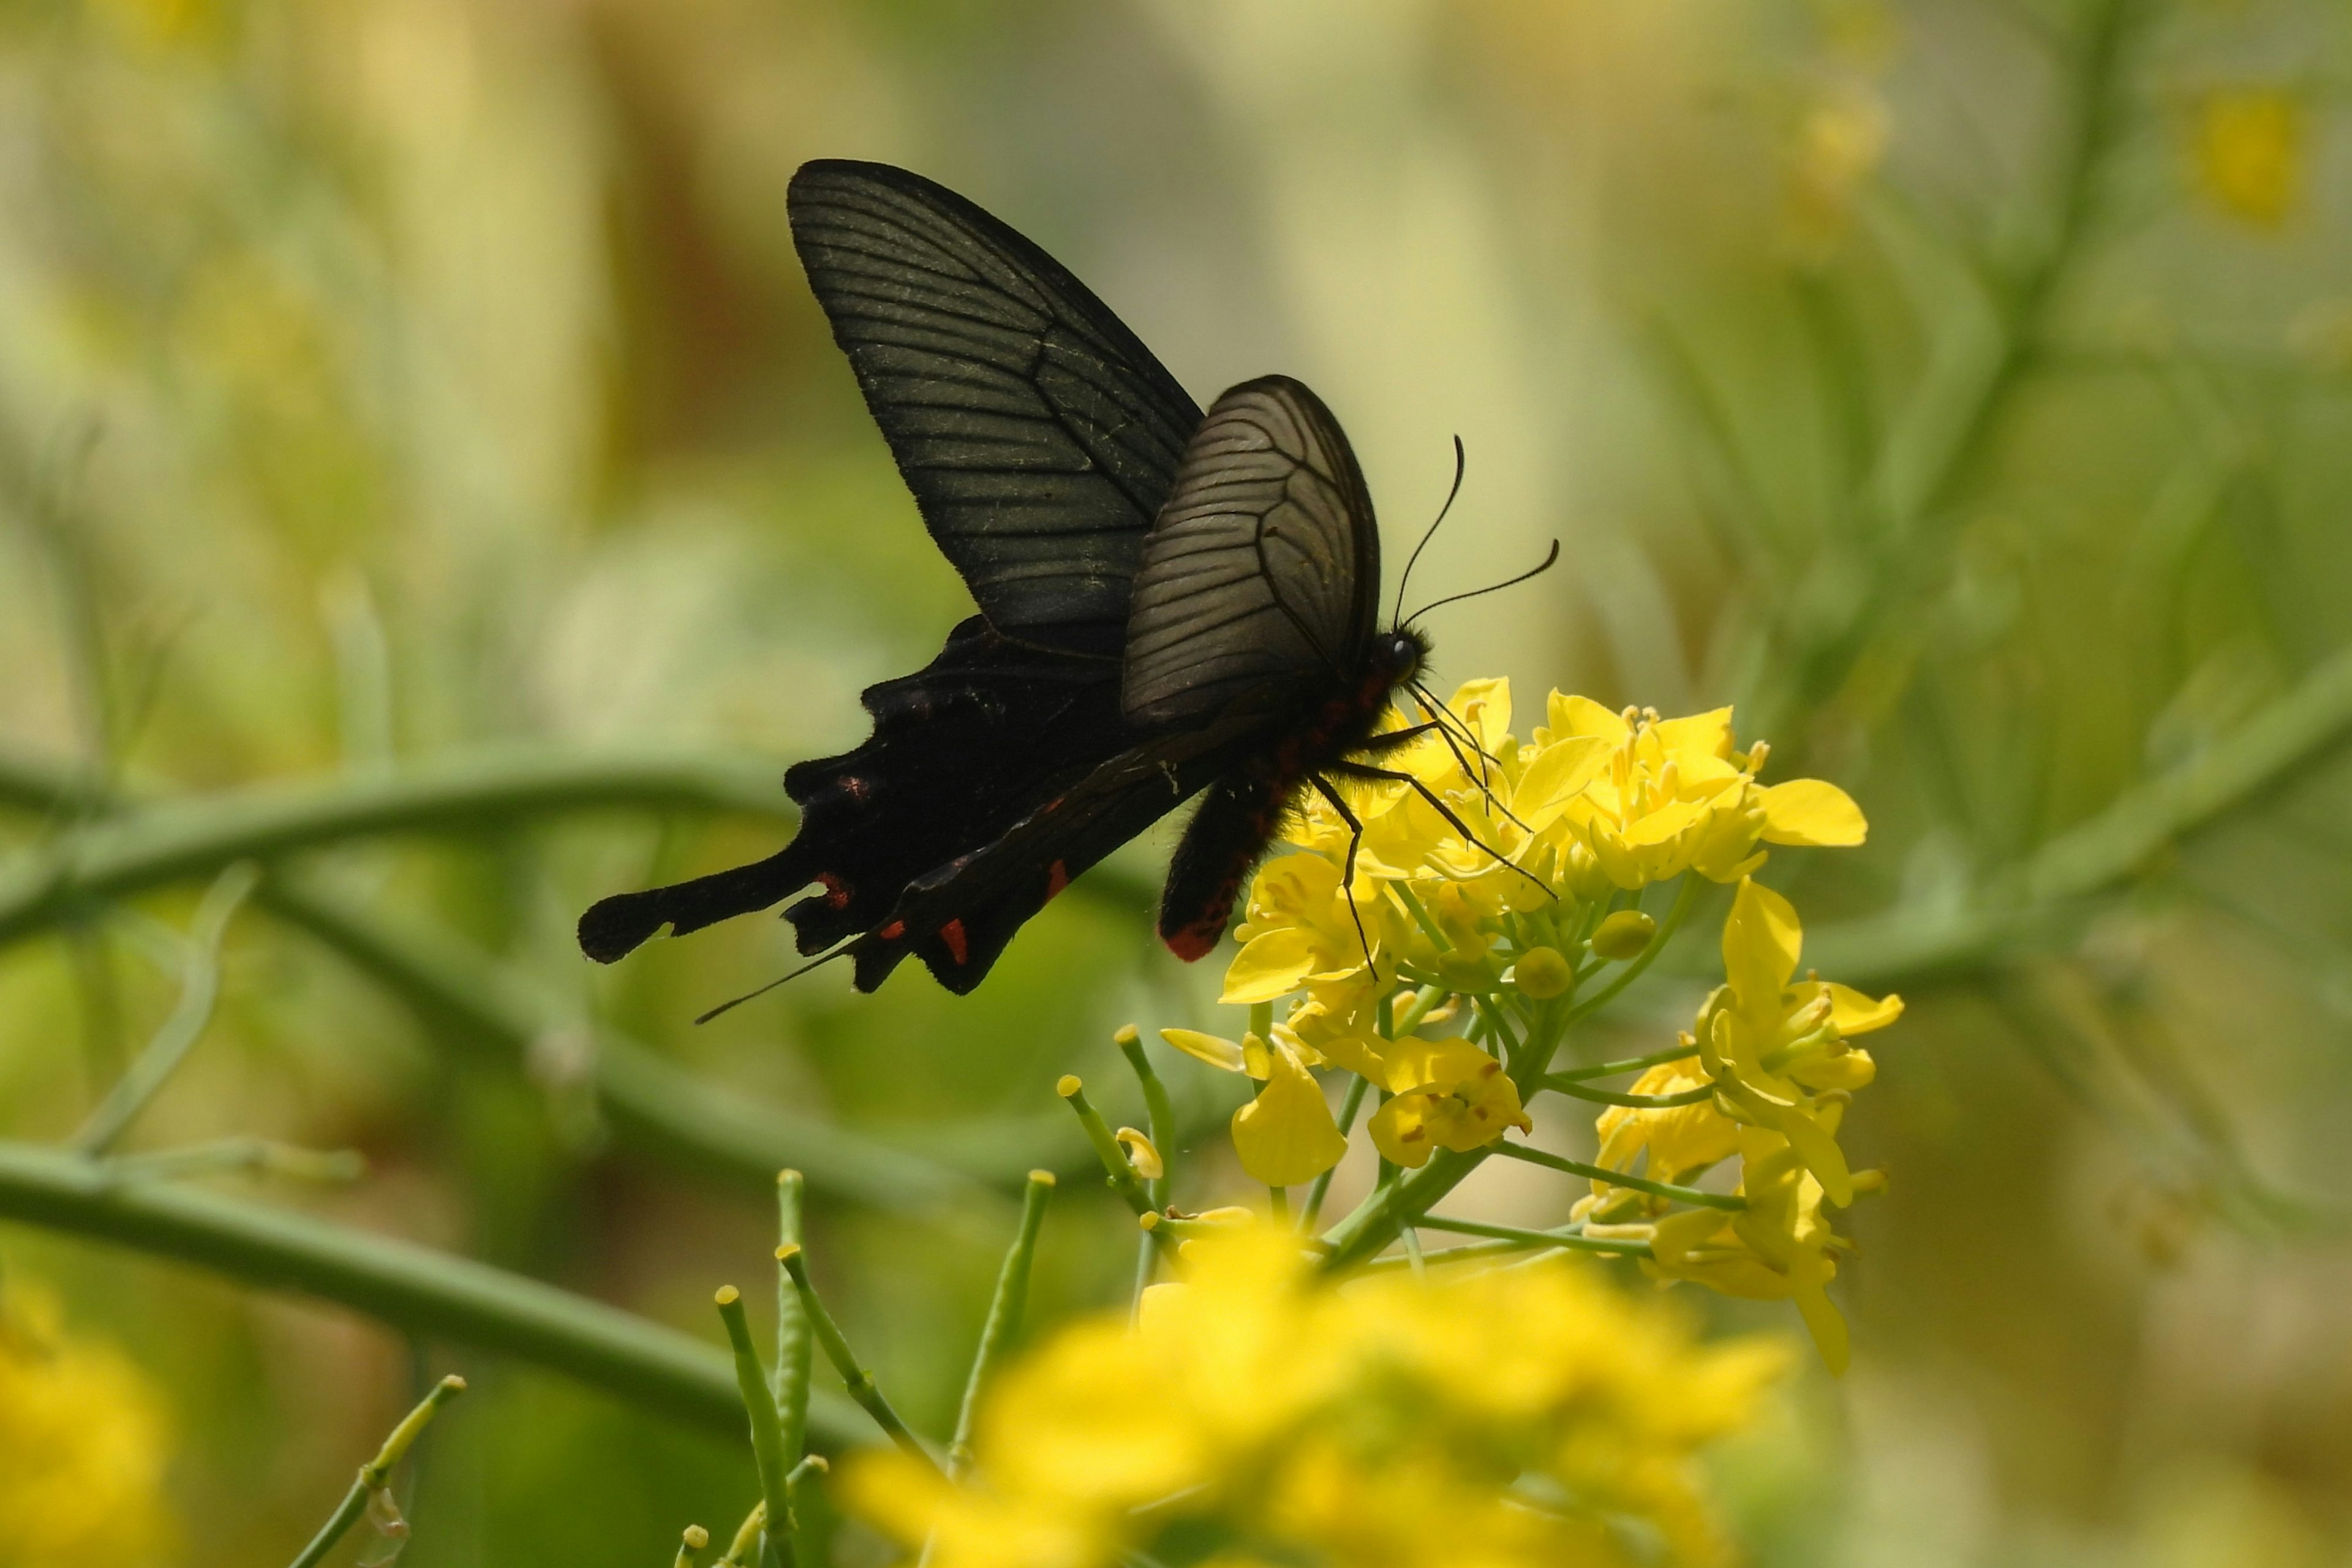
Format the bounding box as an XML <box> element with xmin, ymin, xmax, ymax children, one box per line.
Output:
<box><xmin>72</xmin><ymin>862</ymin><xmax>258</xmax><ymax>1154</ymax></box>
<box><xmin>1363</xmin><ymin>1218</ymin><xmax>1653</xmax><ymax>1264</ymax></box>
<box><xmin>0</xmin><ymin>745</ymin><xmax>1158</xmax><ymax>946</ymax></box>
<box><xmin>1113</xmin><ymin>1027</ymin><xmax>1176</xmax><ymax>1210</ymax></box>
<box><xmin>949</xmin><ymin>1170</ymin><xmax>1054</xmax><ymax>1478</ymax></box>
<box><xmin>716</xmin><ymin>1502</ymin><xmax>767</xmax><ymax>1568</ymax></box>
<box><xmin>1542</xmin><ymin>1080</ymin><xmax>1717</xmax><ymax>1109</ymax></box>
<box><xmin>1487</xmin><ymin>1140</ymin><xmax>1744</xmax><ymax>1210</ymax></box>
<box><xmin>1319</xmin><ymin>1148</ymin><xmax>1485</xmax><ymax>1272</ymax></box>
<box><xmin>0</xmin><ymin>1139</ymin><xmax>862</xmax><ymax>1445</ymax></box>
<box><xmin>259</xmin><ymin>873</ymin><xmax>997</xmax><ymax>1214</ymax></box>
<box><xmin>1565</xmin><ymin>876</ymin><xmax>1700</xmax><ymax>1024</ymax></box>
<box><xmin>772</xmin><ymin>1172</ymin><xmax>812</xmax><ymax>1475</ymax></box>
<box><xmin>1055</xmin><ymin>1078</ymin><xmax>1167</xmax><ymax>1243</ymax></box>
<box><xmin>1300</xmin><ymin>1074</ymin><xmax>1370</xmax><ymax>1231</ymax></box>
<box><xmin>102</xmin><ymin>1137</ymin><xmax>364</xmax><ymax>1185</ymax></box>
<box><xmin>1548</xmin><ymin>1044</ymin><xmax>1701</xmax><ymax>1082</ymax></box>
<box><xmin>1412</xmin><ymin>1215</ymin><xmax>1654</xmax><ymax>1256</ymax></box>
<box><xmin>285</xmin><ymin>1374</ymin><xmax>466</xmax><ymax>1568</ymax></box>
<box><xmin>715</xmin><ymin>1287</ymin><xmax>796</xmax><ymax>1568</ymax></box>
<box><xmin>778</xmin><ymin>1245</ymin><xmax>942</xmax><ymax>1475</ymax></box>
<box><xmin>1390</xmin><ymin>985</ymin><xmax>1450</xmax><ymax>1038</ymax></box>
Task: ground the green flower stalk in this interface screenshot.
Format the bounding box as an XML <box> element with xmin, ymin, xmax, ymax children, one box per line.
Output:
<box><xmin>286</xmin><ymin>1374</ymin><xmax>466</xmax><ymax>1568</ymax></box>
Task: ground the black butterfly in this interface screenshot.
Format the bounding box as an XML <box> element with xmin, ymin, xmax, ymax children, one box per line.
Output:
<box><xmin>578</xmin><ymin>159</ymin><xmax>1550</xmax><ymax>998</ymax></box>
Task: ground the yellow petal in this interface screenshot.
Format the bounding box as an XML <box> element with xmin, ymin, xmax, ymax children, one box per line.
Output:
<box><xmin>1219</xmin><ymin>929</ymin><xmax>1319</xmax><ymax>1004</ymax></box>
<box><xmin>1757</xmin><ymin>779</ymin><xmax>1867</xmax><ymax>846</ymax></box>
<box><xmin>1449</xmin><ymin>677</ymin><xmax>1513</xmax><ymax>752</ymax></box>
<box><xmin>1510</xmin><ymin>735</ymin><xmax>1612</xmax><ymax>830</ymax></box>
<box><xmin>1114</xmin><ymin>1127</ymin><xmax>1164</xmax><ymax>1182</ymax></box>
<box><xmin>1158</xmin><ymin>1028</ymin><xmax>1248</xmax><ymax>1074</ymax></box>
<box><xmin>1621</xmin><ymin>794</ymin><xmax>1709</xmax><ymax>846</ymax></box>
<box><xmin>1722</xmin><ymin>878</ymin><xmax>1802</xmax><ymax>1005</ymax></box>
<box><xmin>1547</xmin><ymin>692</ymin><xmax>1628</xmax><ymax>744</ymax></box>
<box><xmin>1374</xmin><ymin>1035</ymin><xmax>1496</xmax><ymax>1096</ymax></box>
<box><xmin>1793</xmin><ymin>1284</ymin><xmax>1851</xmax><ymax>1375</ymax></box>
<box><xmin>1229</xmin><ymin>1046</ymin><xmax>1348</xmax><ymax>1186</ymax></box>
<box><xmin>1826</xmin><ymin>983</ymin><xmax>1903</xmax><ymax>1035</ymax></box>
<box><xmin>1651</xmin><ymin>708</ymin><xmax>1737</xmax><ymax>768</ymax></box>
<box><xmin>1367</xmin><ymin>1091</ymin><xmax>1439</xmax><ymax>1169</ymax></box>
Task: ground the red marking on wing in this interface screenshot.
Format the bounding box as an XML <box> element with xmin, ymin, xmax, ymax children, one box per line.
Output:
<box><xmin>1044</xmin><ymin>859</ymin><xmax>1069</xmax><ymax>902</ymax></box>
<box><xmin>876</xmin><ymin>919</ymin><xmax>906</xmax><ymax>941</ymax></box>
<box><xmin>839</xmin><ymin>775</ymin><xmax>871</xmax><ymax>802</ymax></box>
<box><xmin>939</xmin><ymin>918</ymin><xmax>970</xmax><ymax>965</ymax></box>
<box><xmin>818</xmin><ymin>872</ymin><xmax>851</xmax><ymax>910</ymax></box>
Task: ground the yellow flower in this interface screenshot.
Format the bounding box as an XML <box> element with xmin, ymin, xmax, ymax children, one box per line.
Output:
<box><xmin>2192</xmin><ymin>88</ymin><xmax>2305</xmax><ymax>228</ymax></box>
<box><xmin>1696</xmin><ymin>878</ymin><xmax>1900</xmax><ymax>1207</ymax></box>
<box><xmin>1580</xmin><ymin>1050</ymin><xmax>1740</xmax><ymax>1212</ymax></box>
<box><xmin>1232</xmin><ymin>1033</ymin><xmax>1349</xmax><ymax>1186</ymax></box>
<box><xmin>0</xmin><ymin>1283</ymin><xmax>173</xmax><ymax>1568</ymax></box>
<box><xmin>1161</xmin><ymin>1026</ymin><xmax>1348</xmax><ymax>1186</ymax></box>
<box><xmin>1643</xmin><ymin>1124</ymin><xmax>1856</xmax><ymax>1374</ymax></box>
<box><xmin>1366</xmin><ymin>1037</ymin><xmax>1532</xmax><ymax>1169</ymax></box>
<box><xmin>842</xmin><ymin>1221</ymin><xmax>1784</xmax><ymax>1568</ymax></box>
<box><xmin>1543</xmin><ymin>699</ymin><xmax>1864</xmax><ymax>892</ymax></box>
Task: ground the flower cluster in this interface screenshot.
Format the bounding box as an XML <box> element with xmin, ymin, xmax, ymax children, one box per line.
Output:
<box><xmin>843</xmin><ymin>1221</ymin><xmax>1785</xmax><ymax>1568</ymax></box>
<box><xmin>0</xmin><ymin>1279</ymin><xmax>173</xmax><ymax>1568</ymax></box>
<box><xmin>1162</xmin><ymin>682</ymin><xmax>1897</xmax><ymax>1367</ymax></box>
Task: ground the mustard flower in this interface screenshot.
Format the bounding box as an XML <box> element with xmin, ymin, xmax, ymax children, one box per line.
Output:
<box><xmin>1179</xmin><ymin>677</ymin><xmax>1896</xmax><ymax>1368</ymax></box>
<box><xmin>2192</xmin><ymin>87</ymin><xmax>2305</xmax><ymax>228</ymax></box>
<box><xmin>842</xmin><ymin>1221</ymin><xmax>1785</xmax><ymax>1568</ymax></box>
<box><xmin>1161</xmin><ymin>1027</ymin><xmax>1348</xmax><ymax>1186</ymax></box>
<box><xmin>0</xmin><ymin>1282</ymin><xmax>173</xmax><ymax>1568</ymax></box>
<box><xmin>1577</xmin><ymin>1049</ymin><xmax>1738</xmax><ymax>1219</ymax></box>
<box><xmin>1366</xmin><ymin>1036</ymin><xmax>1532</xmax><ymax>1169</ymax></box>
<box><xmin>1643</xmin><ymin>1121</ymin><xmax>1861</xmax><ymax>1374</ymax></box>
<box><xmin>1695</xmin><ymin>878</ymin><xmax>1901</xmax><ymax>1207</ymax></box>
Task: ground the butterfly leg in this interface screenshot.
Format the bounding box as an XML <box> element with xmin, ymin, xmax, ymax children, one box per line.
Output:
<box><xmin>1396</xmin><ymin>696</ymin><xmax>1540</xmax><ymax>836</ymax></box>
<box><xmin>1306</xmin><ymin>772</ymin><xmax>1379</xmax><ymax>978</ymax></box>
<box><xmin>1327</xmin><ymin>761</ymin><xmax>1555</xmax><ymax>900</ymax></box>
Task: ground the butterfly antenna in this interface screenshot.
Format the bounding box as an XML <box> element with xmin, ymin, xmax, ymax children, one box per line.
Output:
<box><xmin>1391</xmin><ymin>435</ymin><xmax>1467</xmax><ymax>628</ymax></box>
<box><xmin>1401</xmin><ymin>538</ymin><xmax>1561</xmax><ymax>630</ymax></box>
<box><xmin>694</xmin><ymin>945</ymin><xmax>854</xmax><ymax>1025</ymax></box>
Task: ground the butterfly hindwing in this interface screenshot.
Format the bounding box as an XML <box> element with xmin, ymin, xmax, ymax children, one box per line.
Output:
<box><xmin>1121</xmin><ymin>375</ymin><xmax>1382</xmax><ymax>725</ymax></box>
<box><xmin>788</xmin><ymin>160</ymin><xmax>1205</xmax><ymax>657</ymax></box>
<box><xmin>579</xmin><ymin>616</ymin><xmax>1136</xmax><ymax>972</ymax></box>
<box><xmin>846</xmin><ymin>717</ymin><xmax>1257</xmax><ymax>992</ymax></box>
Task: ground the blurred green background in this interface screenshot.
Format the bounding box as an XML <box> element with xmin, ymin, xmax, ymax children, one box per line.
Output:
<box><xmin>2</xmin><ymin>0</ymin><xmax>2350</xmax><ymax>1561</ymax></box>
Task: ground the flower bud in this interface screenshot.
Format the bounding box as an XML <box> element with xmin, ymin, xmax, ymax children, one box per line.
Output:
<box><xmin>1561</xmin><ymin>838</ymin><xmax>1614</xmax><ymax>902</ymax></box>
<box><xmin>1591</xmin><ymin>910</ymin><xmax>1658</xmax><ymax>962</ymax></box>
<box><xmin>1513</xmin><ymin>945</ymin><xmax>1574</xmax><ymax>1000</ymax></box>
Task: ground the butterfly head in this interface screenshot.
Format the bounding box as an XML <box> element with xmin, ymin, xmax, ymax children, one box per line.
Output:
<box><xmin>1369</xmin><ymin>625</ymin><xmax>1431</xmax><ymax>698</ymax></box>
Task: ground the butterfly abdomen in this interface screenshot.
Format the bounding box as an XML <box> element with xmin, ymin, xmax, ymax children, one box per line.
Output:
<box><xmin>1156</xmin><ymin>662</ymin><xmax>1416</xmax><ymax>961</ymax></box>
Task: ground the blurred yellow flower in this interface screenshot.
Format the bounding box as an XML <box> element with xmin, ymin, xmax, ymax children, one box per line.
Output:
<box><xmin>843</xmin><ymin>1222</ymin><xmax>1785</xmax><ymax>1568</ymax></box>
<box><xmin>0</xmin><ymin>1283</ymin><xmax>173</xmax><ymax>1568</ymax></box>
<box><xmin>2192</xmin><ymin>88</ymin><xmax>2305</xmax><ymax>228</ymax></box>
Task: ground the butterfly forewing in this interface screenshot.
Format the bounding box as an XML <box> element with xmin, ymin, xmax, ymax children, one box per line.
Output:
<box><xmin>788</xmin><ymin>160</ymin><xmax>1204</xmax><ymax>657</ymax></box>
<box><xmin>1121</xmin><ymin>376</ymin><xmax>1381</xmax><ymax>726</ymax></box>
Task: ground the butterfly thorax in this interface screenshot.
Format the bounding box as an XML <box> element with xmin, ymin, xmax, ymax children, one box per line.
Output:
<box><xmin>1155</xmin><ymin>627</ymin><xmax>1428</xmax><ymax>960</ymax></box>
